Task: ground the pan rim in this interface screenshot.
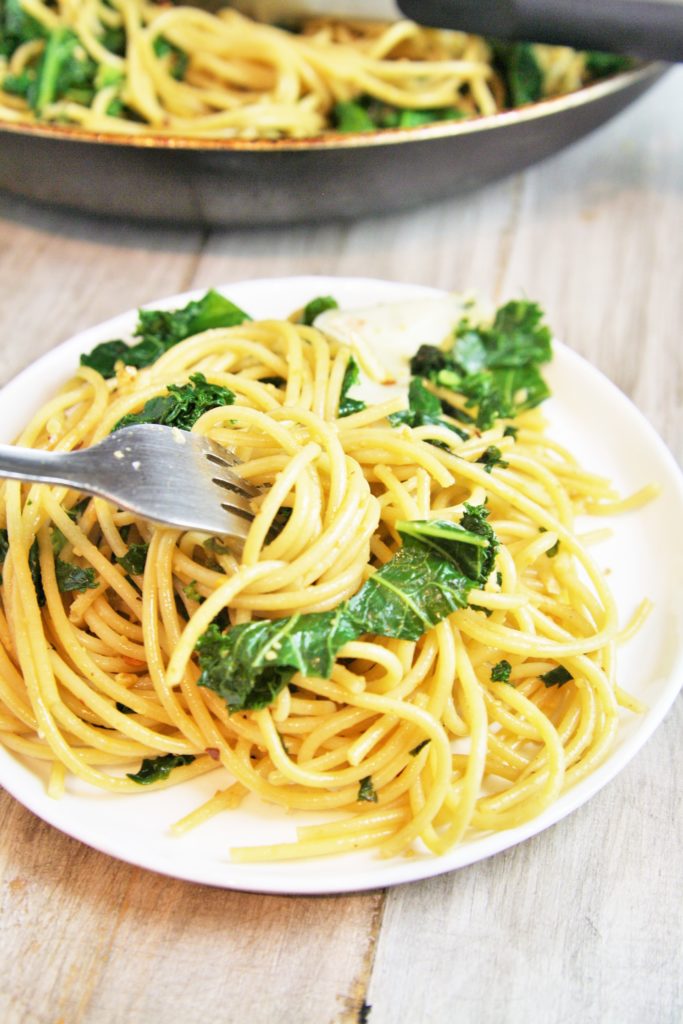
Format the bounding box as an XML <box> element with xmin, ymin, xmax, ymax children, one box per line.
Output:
<box><xmin>0</xmin><ymin>62</ymin><xmax>662</xmax><ymax>152</ymax></box>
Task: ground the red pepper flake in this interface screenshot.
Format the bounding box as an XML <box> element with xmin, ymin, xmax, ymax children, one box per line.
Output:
<box><xmin>205</xmin><ymin>747</ymin><xmax>220</xmax><ymax>761</ymax></box>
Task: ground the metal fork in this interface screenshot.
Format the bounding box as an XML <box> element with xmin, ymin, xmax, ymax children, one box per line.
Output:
<box><xmin>0</xmin><ymin>424</ymin><xmax>259</xmax><ymax>539</ymax></box>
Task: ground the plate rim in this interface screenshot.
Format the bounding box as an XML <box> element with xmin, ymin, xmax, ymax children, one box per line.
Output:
<box><xmin>0</xmin><ymin>273</ymin><xmax>681</xmax><ymax>895</ymax></box>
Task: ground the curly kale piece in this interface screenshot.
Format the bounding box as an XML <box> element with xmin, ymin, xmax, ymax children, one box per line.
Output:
<box><xmin>81</xmin><ymin>290</ymin><xmax>250</xmax><ymax>378</ymax></box>
<box><xmin>338</xmin><ymin>356</ymin><xmax>366</xmax><ymax>418</ymax></box>
<box><xmin>410</xmin><ymin>300</ymin><xmax>552</xmax><ymax>429</ymax></box>
<box><xmin>127</xmin><ymin>753</ymin><xmax>196</xmax><ymax>785</ymax></box>
<box><xmin>113</xmin><ymin>373</ymin><xmax>235</xmax><ymax>432</ymax></box>
<box><xmin>196</xmin><ymin>509</ymin><xmax>497</xmax><ymax>712</ymax></box>
<box><xmin>301</xmin><ymin>295</ymin><xmax>338</xmax><ymax>326</ymax></box>
<box><xmin>389</xmin><ymin>378</ymin><xmax>468</xmax><ymax>444</ymax></box>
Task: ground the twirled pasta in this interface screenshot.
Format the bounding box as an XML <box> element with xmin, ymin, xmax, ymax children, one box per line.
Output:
<box><xmin>0</xmin><ymin>0</ymin><xmax>624</xmax><ymax>138</ymax></box>
<box><xmin>0</xmin><ymin>299</ymin><xmax>653</xmax><ymax>862</ymax></box>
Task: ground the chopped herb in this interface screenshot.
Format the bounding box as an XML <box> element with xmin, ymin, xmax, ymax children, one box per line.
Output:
<box><xmin>332</xmin><ymin>95</ymin><xmax>467</xmax><ymax>132</ymax></box>
<box><xmin>270</xmin><ymin>506</ymin><xmax>293</xmax><ymax>539</ymax></box>
<box><xmin>410</xmin><ymin>300</ymin><xmax>552</xmax><ymax>429</ymax></box>
<box><xmin>260</xmin><ymin>376</ymin><xmax>286</xmax><ymax>388</ymax></box>
<box><xmin>113</xmin><ymin>373</ymin><xmax>235</xmax><ymax>432</ymax></box>
<box><xmin>476</xmin><ymin>445</ymin><xmax>509</xmax><ymax>474</ymax></box>
<box><xmin>127</xmin><ymin>753</ymin><xmax>196</xmax><ymax>784</ymax></box>
<box><xmin>409</xmin><ymin>739</ymin><xmax>430</xmax><ymax>757</ymax></box>
<box><xmin>494</xmin><ymin>42</ymin><xmax>544</xmax><ymax>107</ymax></box>
<box><xmin>389</xmin><ymin>378</ymin><xmax>468</xmax><ymax>444</ymax></box>
<box><xmin>152</xmin><ymin>35</ymin><xmax>187</xmax><ymax>80</ymax></box>
<box><xmin>357</xmin><ymin>776</ymin><xmax>378</xmax><ymax>803</ymax></box>
<box><xmin>584</xmin><ymin>52</ymin><xmax>633</xmax><ymax>78</ymax></box>
<box><xmin>81</xmin><ymin>290</ymin><xmax>250</xmax><ymax>378</ymax></box>
<box><xmin>338</xmin><ymin>356</ymin><xmax>366</xmax><ymax>418</ymax></box>
<box><xmin>116</xmin><ymin>543</ymin><xmax>149</xmax><ymax>575</ymax></box>
<box><xmin>490</xmin><ymin>659</ymin><xmax>512</xmax><ymax>683</ymax></box>
<box><xmin>67</xmin><ymin>497</ymin><xmax>90</xmax><ymax>521</ymax></box>
<box><xmin>539</xmin><ymin>527</ymin><xmax>560</xmax><ymax>558</ymax></box>
<box><xmin>301</xmin><ymin>295</ymin><xmax>338</xmax><ymax>326</ymax></box>
<box><xmin>541</xmin><ymin>666</ymin><xmax>573</xmax><ymax>688</ymax></box>
<box><xmin>115</xmin><ymin>702</ymin><xmax>135</xmax><ymax>714</ymax></box>
<box><xmin>183</xmin><ymin>580</ymin><xmax>202</xmax><ymax>602</ymax></box>
<box><xmin>203</xmin><ymin>538</ymin><xmax>233</xmax><ymax>556</ymax></box>
<box><xmin>196</xmin><ymin>507</ymin><xmax>497</xmax><ymax>712</ymax></box>
<box><xmin>54</xmin><ymin>559</ymin><xmax>98</xmax><ymax>593</ymax></box>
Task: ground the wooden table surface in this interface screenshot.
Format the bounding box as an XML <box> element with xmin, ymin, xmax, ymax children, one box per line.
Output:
<box><xmin>0</xmin><ymin>68</ymin><xmax>681</xmax><ymax>1024</ymax></box>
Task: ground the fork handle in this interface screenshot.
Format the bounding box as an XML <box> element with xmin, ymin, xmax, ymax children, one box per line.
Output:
<box><xmin>0</xmin><ymin>444</ymin><xmax>105</xmax><ymax>495</ymax></box>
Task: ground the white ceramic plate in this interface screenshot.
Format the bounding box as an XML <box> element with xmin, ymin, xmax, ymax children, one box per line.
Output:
<box><xmin>1</xmin><ymin>276</ymin><xmax>682</xmax><ymax>894</ymax></box>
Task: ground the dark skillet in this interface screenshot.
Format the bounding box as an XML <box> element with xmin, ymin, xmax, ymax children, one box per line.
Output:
<box><xmin>0</xmin><ymin>63</ymin><xmax>664</xmax><ymax>226</ymax></box>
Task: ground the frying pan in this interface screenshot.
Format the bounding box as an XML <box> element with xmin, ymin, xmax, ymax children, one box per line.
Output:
<box><xmin>0</xmin><ymin>63</ymin><xmax>664</xmax><ymax>226</ymax></box>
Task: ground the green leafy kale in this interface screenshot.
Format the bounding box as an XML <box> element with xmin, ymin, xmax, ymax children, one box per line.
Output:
<box><xmin>113</xmin><ymin>373</ymin><xmax>235</xmax><ymax>432</ymax></box>
<box><xmin>389</xmin><ymin>378</ymin><xmax>468</xmax><ymax>444</ymax></box>
<box><xmin>584</xmin><ymin>52</ymin><xmax>633</xmax><ymax>78</ymax></box>
<box><xmin>410</xmin><ymin>300</ymin><xmax>552</xmax><ymax>429</ymax></box>
<box><xmin>338</xmin><ymin>356</ymin><xmax>366</xmax><ymax>418</ymax></box>
<box><xmin>332</xmin><ymin>96</ymin><xmax>466</xmax><ymax>132</ymax></box>
<box><xmin>152</xmin><ymin>35</ymin><xmax>187</xmax><ymax>81</ymax></box>
<box><xmin>0</xmin><ymin>0</ymin><xmax>46</xmax><ymax>60</ymax></box>
<box><xmin>127</xmin><ymin>753</ymin><xmax>196</xmax><ymax>784</ymax></box>
<box><xmin>26</xmin><ymin>537</ymin><xmax>96</xmax><ymax>605</ymax></box>
<box><xmin>116</xmin><ymin>543</ymin><xmax>149</xmax><ymax>575</ymax></box>
<box><xmin>301</xmin><ymin>295</ymin><xmax>338</xmax><ymax>326</ymax></box>
<box><xmin>81</xmin><ymin>290</ymin><xmax>250</xmax><ymax>378</ymax></box>
<box><xmin>490</xmin><ymin>659</ymin><xmax>512</xmax><ymax>683</ymax></box>
<box><xmin>196</xmin><ymin>507</ymin><xmax>497</xmax><ymax>712</ymax></box>
<box><xmin>541</xmin><ymin>666</ymin><xmax>573</xmax><ymax>688</ymax></box>
<box><xmin>477</xmin><ymin>445</ymin><xmax>509</xmax><ymax>474</ymax></box>
<box><xmin>357</xmin><ymin>776</ymin><xmax>378</xmax><ymax>803</ymax></box>
<box><xmin>494</xmin><ymin>42</ymin><xmax>544</xmax><ymax>107</ymax></box>
<box><xmin>55</xmin><ymin>559</ymin><xmax>98</xmax><ymax>593</ymax></box>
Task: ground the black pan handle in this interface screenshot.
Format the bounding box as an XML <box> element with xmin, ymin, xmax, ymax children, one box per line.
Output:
<box><xmin>397</xmin><ymin>0</ymin><xmax>683</xmax><ymax>62</ymax></box>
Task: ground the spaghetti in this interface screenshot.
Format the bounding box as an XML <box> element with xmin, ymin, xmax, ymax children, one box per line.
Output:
<box><xmin>0</xmin><ymin>0</ymin><xmax>631</xmax><ymax>138</ymax></box>
<box><xmin>0</xmin><ymin>290</ymin><xmax>654</xmax><ymax>862</ymax></box>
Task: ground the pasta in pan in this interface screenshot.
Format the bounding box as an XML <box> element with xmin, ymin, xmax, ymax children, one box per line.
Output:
<box><xmin>0</xmin><ymin>289</ymin><xmax>654</xmax><ymax>862</ymax></box>
<box><xmin>0</xmin><ymin>0</ymin><xmax>632</xmax><ymax>138</ymax></box>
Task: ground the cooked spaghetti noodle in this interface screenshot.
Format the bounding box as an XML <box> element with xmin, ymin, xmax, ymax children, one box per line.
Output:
<box><xmin>0</xmin><ymin>291</ymin><xmax>654</xmax><ymax>862</ymax></box>
<box><xmin>0</xmin><ymin>0</ymin><xmax>631</xmax><ymax>138</ymax></box>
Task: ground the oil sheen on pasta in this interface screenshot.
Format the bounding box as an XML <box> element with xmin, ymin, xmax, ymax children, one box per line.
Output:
<box><xmin>0</xmin><ymin>290</ymin><xmax>654</xmax><ymax>862</ymax></box>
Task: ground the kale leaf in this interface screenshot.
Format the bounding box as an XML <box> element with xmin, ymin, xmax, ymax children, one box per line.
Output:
<box><xmin>476</xmin><ymin>445</ymin><xmax>509</xmax><ymax>473</ymax></box>
<box><xmin>494</xmin><ymin>42</ymin><xmax>544</xmax><ymax>107</ymax></box>
<box><xmin>541</xmin><ymin>666</ymin><xmax>573</xmax><ymax>688</ymax></box>
<box><xmin>0</xmin><ymin>0</ymin><xmax>46</xmax><ymax>59</ymax></box>
<box><xmin>338</xmin><ymin>356</ymin><xmax>366</xmax><ymax>418</ymax></box>
<box><xmin>490</xmin><ymin>659</ymin><xmax>512</xmax><ymax>683</ymax></box>
<box><xmin>332</xmin><ymin>96</ymin><xmax>466</xmax><ymax>132</ymax></box>
<box><xmin>196</xmin><ymin>509</ymin><xmax>497</xmax><ymax>712</ymax></box>
<box><xmin>409</xmin><ymin>300</ymin><xmax>552</xmax><ymax>429</ymax></box>
<box><xmin>301</xmin><ymin>295</ymin><xmax>338</xmax><ymax>326</ymax></box>
<box><xmin>389</xmin><ymin>378</ymin><xmax>468</xmax><ymax>443</ymax></box>
<box><xmin>358</xmin><ymin>776</ymin><xmax>378</xmax><ymax>802</ymax></box>
<box><xmin>55</xmin><ymin>559</ymin><xmax>98</xmax><ymax>593</ymax></box>
<box><xmin>116</xmin><ymin>543</ymin><xmax>149</xmax><ymax>576</ymax></box>
<box><xmin>152</xmin><ymin>35</ymin><xmax>188</xmax><ymax>81</ymax></box>
<box><xmin>127</xmin><ymin>753</ymin><xmax>196</xmax><ymax>784</ymax></box>
<box><xmin>113</xmin><ymin>373</ymin><xmax>235</xmax><ymax>432</ymax></box>
<box><xmin>584</xmin><ymin>52</ymin><xmax>633</xmax><ymax>78</ymax></box>
<box><xmin>81</xmin><ymin>290</ymin><xmax>250</xmax><ymax>378</ymax></box>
